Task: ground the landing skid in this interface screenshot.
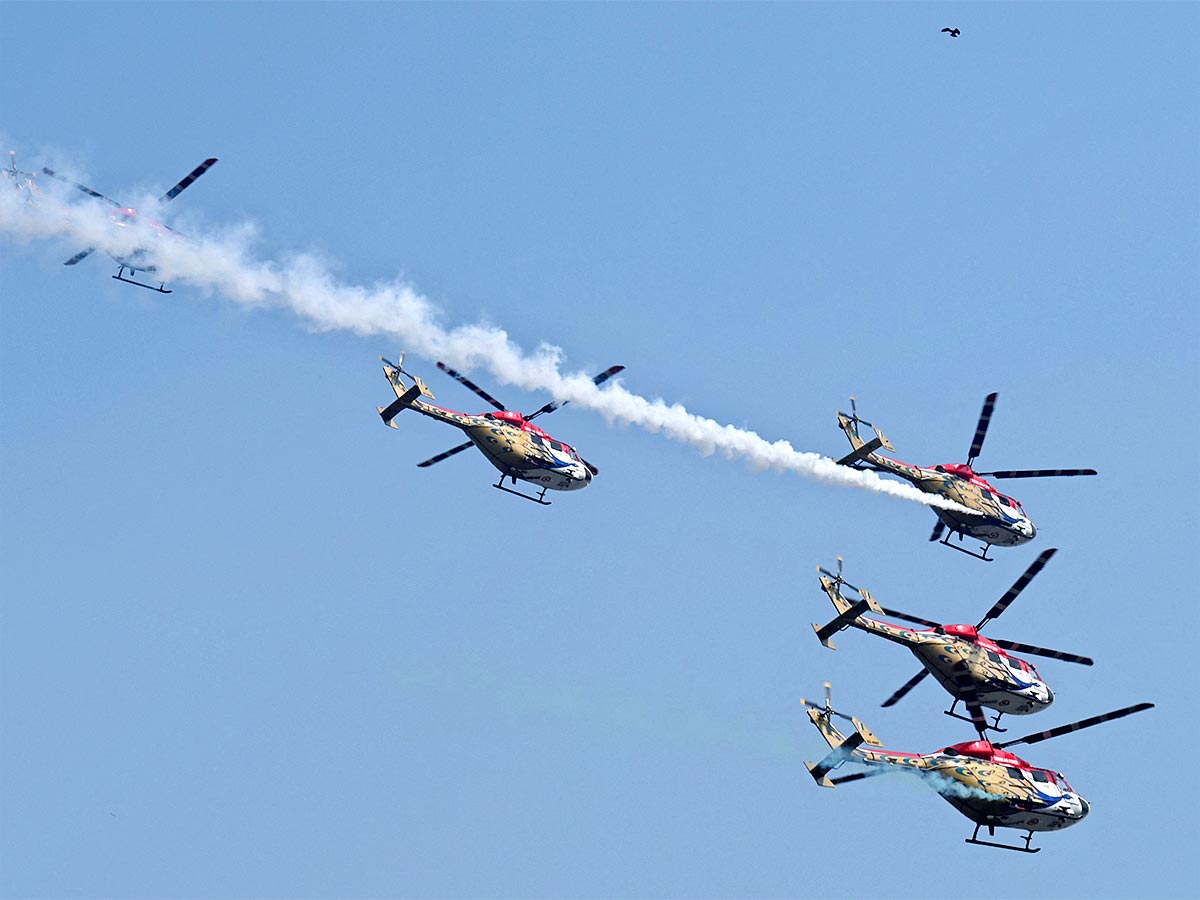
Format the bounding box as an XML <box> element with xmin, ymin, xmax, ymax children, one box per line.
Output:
<box><xmin>492</xmin><ymin>474</ymin><xmax>551</xmax><ymax>506</ymax></box>
<box><xmin>114</xmin><ymin>266</ymin><xmax>171</xmax><ymax>294</ymax></box>
<box><xmin>939</xmin><ymin>533</ymin><xmax>994</xmax><ymax>562</ymax></box>
<box><xmin>940</xmin><ymin>700</ymin><xmax>1008</xmax><ymax>734</ymax></box>
<box><xmin>944</xmin><ymin>706</ymin><xmax>1007</xmax><ymax>733</ymax></box>
<box><xmin>966</xmin><ymin>824</ymin><xmax>1040</xmax><ymax>853</ymax></box>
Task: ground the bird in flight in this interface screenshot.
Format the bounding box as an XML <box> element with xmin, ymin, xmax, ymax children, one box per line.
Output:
<box><xmin>941</xmin><ymin>27</ymin><xmax>961</xmax><ymax>37</ymax></box>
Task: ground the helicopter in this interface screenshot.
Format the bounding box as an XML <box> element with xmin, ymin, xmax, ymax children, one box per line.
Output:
<box><xmin>835</xmin><ymin>393</ymin><xmax>1097</xmax><ymax>560</ymax></box>
<box><xmin>377</xmin><ymin>354</ymin><xmax>624</xmax><ymax>505</ymax></box>
<box><xmin>810</xmin><ymin>550</ymin><xmax>1094</xmax><ymax>736</ymax></box>
<box><xmin>802</xmin><ymin>683</ymin><xmax>1153</xmax><ymax>853</ymax></box>
<box><xmin>39</xmin><ymin>157</ymin><xmax>218</xmax><ymax>293</ymax></box>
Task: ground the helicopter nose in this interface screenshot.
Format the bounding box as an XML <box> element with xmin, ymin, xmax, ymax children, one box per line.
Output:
<box><xmin>1076</xmin><ymin>796</ymin><xmax>1090</xmax><ymax>819</ymax></box>
<box><xmin>1041</xmin><ymin>684</ymin><xmax>1054</xmax><ymax>707</ymax></box>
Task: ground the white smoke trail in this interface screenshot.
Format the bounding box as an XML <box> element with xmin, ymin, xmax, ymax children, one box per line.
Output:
<box><xmin>0</xmin><ymin>163</ymin><xmax>973</xmax><ymax>514</ymax></box>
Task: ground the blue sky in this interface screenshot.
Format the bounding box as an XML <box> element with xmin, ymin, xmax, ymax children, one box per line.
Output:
<box><xmin>2</xmin><ymin>3</ymin><xmax>1197</xmax><ymax>897</ymax></box>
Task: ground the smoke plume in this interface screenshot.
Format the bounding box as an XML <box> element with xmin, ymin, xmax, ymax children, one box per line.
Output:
<box><xmin>0</xmin><ymin>161</ymin><xmax>973</xmax><ymax>514</ymax></box>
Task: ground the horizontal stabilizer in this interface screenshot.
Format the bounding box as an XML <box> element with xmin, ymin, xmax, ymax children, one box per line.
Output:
<box><xmin>812</xmin><ymin>597</ymin><xmax>874</xmax><ymax>648</ymax></box>
<box><xmin>804</xmin><ymin>729</ymin><xmax>866</xmax><ymax>786</ymax></box>
<box><xmin>379</xmin><ymin>384</ymin><xmax>423</xmax><ymax>425</ymax></box>
<box><xmin>805</xmin><ymin>761</ymin><xmax>836</xmax><ymax>788</ymax></box>
<box><xmin>835</xmin><ymin>435</ymin><xmax>883</xmax><ymax>467</ymax></box>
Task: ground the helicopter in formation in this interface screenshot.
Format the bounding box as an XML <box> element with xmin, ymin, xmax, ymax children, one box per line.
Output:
<box><xmin>4</xmin><ymin>151</ymin><xmax>41</xmax><ymax>198</ymax></box>
<box><xmin>810</xmin><ymin>550</ymin><xmax>1094</xmax><ymax>735</ymax></box>
<box><xmin>377</xmin><ymin>354</ymin><xmax>623</xmax><ymax>504</ymax></box>
<box><xmin>38</xmin><ymin>157</ymin><xmax>218</xmax><ymax>293</ymax></box>
<box><xmin>835</xmin><ymin>394</ymin><xmax>1097</xmax><ymax>560</ymax></box>
<box><xmin>802</xmin><ymin>683</ymin><xmax>1152</xmax><ymax>853</ymax></box>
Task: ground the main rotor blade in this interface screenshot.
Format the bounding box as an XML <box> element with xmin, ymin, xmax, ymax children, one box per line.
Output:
<box><xmin>965</xmin><ymin>699</ymin><xmax>989</xmax><ymax>738</ymax></box>
<box><xmin>159</xmin><ymin>157</ymin><xmax>218</xmax><ymax>202</ymax></box>
<box><xmin>41</xmin><ymin>167</ymin><xmax>121</xmax><ymax>206</ymax></box>
<box><xmin>525</xmin><ymin>365</ymin><xmax>625</xmax><ymax>420</ymax></box>
<box><xmin>943</xmin><ymin>662</ymin><xmax>990</xmax><ymax>737</ymax></box>
<box><xmin>416</xmin><ymin>440</ymin><xmax>474</xmax><ymax>468</ymax></box>
<box><xmin>436</xmin><ymin>362</ymin><xmax>506</xmax><ymax>411</ymax></box>
<box><xmin>879</xmin><ymin>607</ymin><xmax>942</xmax><ymax>629</ymax></box>
<box><xmin>929</xmin><ymin>519</ymin><xmax>946</xmax><ymax>543</ymax></box>
<box><xmin>996</xmin><ymin>702</ymin><xmax>1154</xmax><ymax>749</ymax></box>
<box><xmin>63</xmin><ymin>248</ymin><xmax>95</xmax><ymax>266</ymax></box>
<box><xmin>990</xmin><ymin>640</ymin><xmax>1093</xmax><ymax>666</ymax></box>
<box><xmin>881</xmin><ymin>669</ymin><xmax>929</xmax><ymax>707</ymax></box>
<box><xmin>976</xmin><ymin>548</ymin><xmax>1057</xmax><ymax>630</ymax></box>
<box><xmin>966</xmin><ymin>392</ymin><xmax>998</xmax><ymax>467</ymax></box>
<box><xmin>976</xmin><ymin>469</ymin><xmax>1098</xmax><ymax>479</ymax></box>
<box><xmin>830</xmin><ymin>768</ymin><xmax>892</xmax><ymax>786</ymax></box>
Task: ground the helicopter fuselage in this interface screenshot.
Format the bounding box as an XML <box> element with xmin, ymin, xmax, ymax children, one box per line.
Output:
<box><xmin>410</xmin><ymin>401</ymin><xmax>593</xmax><ymax>491</ymax></box>
<box><xmin>850</xmin><ymin>616</ymin><xmax>1053</xmax><ymax>715</ymax></box>
<box><xmin>878</xmin><ymin>457</ymin><xmax>1035</xmax><ymax>547</ymax></box>
<box><xmin>917</xmin><ymin>745</ymin><xmax>1089</xmax><ymax>833</ymax></box>
<box><xmin>808</xmin><ymin>711</ymin><xmax>1088</xmax><ymax>833</ymax></box>
<box><xmin>105</xmin><ymin>209</ymin><xmax>178</xmax><ymax>273</ymax></box>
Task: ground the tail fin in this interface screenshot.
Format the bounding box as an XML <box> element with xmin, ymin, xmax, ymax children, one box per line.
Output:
<box><xmin>801</xmin><ymin>686</ymin><xmax>883</xmax><ymax>787</ymax></box>
<box><xmin>812</xmin><ymin>561</ymin><xmax>883</xmax><ymax>649</ymax></box>
<box><xmin>378</xmin><ymin>355</ymin><xmax>435</xmax><ymax>427</ymax></box>
<box><xmin>835</xmin><ymin>397</ymin><xmax>894</xmax><ymax>467</ymax></box>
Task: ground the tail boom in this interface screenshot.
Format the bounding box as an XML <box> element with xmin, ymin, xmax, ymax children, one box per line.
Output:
<box><xmin>813</xmin><ymin>571</ymin><xmax>884</xmax><ymax>649</ymax></box>
<box><xmin>803</xmin><ymin>708</ymin><xmax>884</xmax><ymax>787</ymax></box>
<box><xmin>835</xmin><ymin>410</ymin><xmax>894</xmax><ymax>467</ymax></box>
<box><xmin>378</xmin><ymin>356</ymin><xmax>439</xmax><ymax>428</ymax></box>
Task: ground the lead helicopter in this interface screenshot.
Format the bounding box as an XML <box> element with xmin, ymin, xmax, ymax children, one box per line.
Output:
<box><xmin>39</xmin><ymin>158</ymin><xmax>218</xmax><ymax>293</ymax></box>
<box><xmin>377</xmin><ymin>354</ymin><xmax>624</xmax><ymax>504</ymax></box>
<box><xmin>834</xmin><ymin>393</ymin><xmax>1097</xmax><ymax>560</ymax></box>
<box><xmin>802</xmin><ymin>683</ymin><xmax>1152</xmax><ymax>853</ymax></box>
<box><xmin>810</xmin><ymin>550</ymin><xmax>1093</xmax><ymax>736</ymax></box>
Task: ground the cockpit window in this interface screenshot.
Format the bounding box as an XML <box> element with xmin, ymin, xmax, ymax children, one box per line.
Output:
<box><xmin>1005</xmin><ymin>767</ymin><xmax>1024</xmax><ymax>778</ymax></box>
<box><xmin>1006</xmin><ymin>657</ymin><xmax>1024</xmax><ymax>671</ymax></box>
<box><xmin>530</xmin><ymin>434</ymin><xmax>544</xmax><ymax>445</ymax></box>
<box><xmin>986</xmin><ymin>650</ymin><xmax>1003</xmax><ymax>664</ymax></box>
<box><xmin>998</xmin><ymin>496</ymin><xmax>1011</xmax><ymax>507</ymax></box>
<box><xmin>1030</xmin><ymin>769</ymin><xmax>1051</xmax><ymax>784</ymax></box>
<box><xmin>568</xmin><ymin>449</ymin><xmax>579</xmax><ymax>461</ymax></box>
<box><xmin>550</xmin><ymin>441</ymin><xmax>564</xmax><ymax>452</ymax></box>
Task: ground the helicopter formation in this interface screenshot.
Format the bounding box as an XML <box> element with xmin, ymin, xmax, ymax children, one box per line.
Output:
<box><xmin>9</xmin><ymin>152</ymin><xmax>1145</xmax><ymax>854</ymax></box>
<box><xmin>803</xmin><ymin>550</ymin><xmax>1153</xmax><ymax>852</ymax></box>
<box><xmin>806</xmin><ymin>395</ymin><xmax>1147</xmax><ymax>853</ymax></box>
